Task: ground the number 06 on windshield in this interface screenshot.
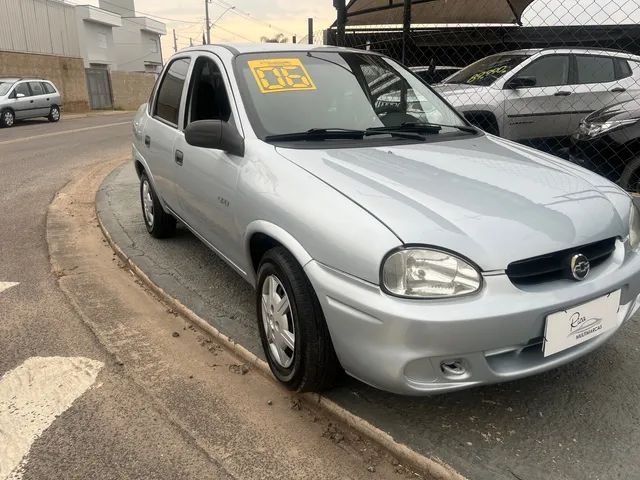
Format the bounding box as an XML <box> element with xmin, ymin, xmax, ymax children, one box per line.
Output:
<box><xmin>248</xmin><ymin>58</ymin><xmax>317</xmax><ymax>94</ymax></box>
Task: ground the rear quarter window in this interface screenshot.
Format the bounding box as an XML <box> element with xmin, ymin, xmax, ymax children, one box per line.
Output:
<box><xmin>615</xmin><ymin>59</ymin><xmax>633</xmax><ymax>80</ymax></box>
<box><xmin>42</xmin><ymin>83</ymin><xmax>57</xmax><ymax>94</ymax></box>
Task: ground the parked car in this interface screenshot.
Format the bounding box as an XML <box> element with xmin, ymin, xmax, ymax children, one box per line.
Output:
<box><xmin>433</xmin><ymin>48</ymin><xmax>640</xmax><ymax>142</ymax></box>
<box><xmin>411</xmin><ymin>65</ymin><xmax>462</xmax><ymax>85</ymax></box>
<box><xmin>0</xmin><ymin>78</ymin><xmax>62</xmax><ymax>128</ymax></box>
<box><xmin>133</xmin><ymin>44</ymin><xmax>640</xmax><ymax>395</ymax></box>
<box><xmin>570</xmin><ymin>99</ymin><xmax>640</xmax><ymax>192</ymax></box>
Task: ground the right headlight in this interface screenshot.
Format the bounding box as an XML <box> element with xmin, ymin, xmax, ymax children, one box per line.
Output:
<box><xmin>579</xmin><ymin>118</ymin><xmax>638</xmax><ymax>138</ymax></box>
<box><xmin>381</xmin><ymin>247</ymin><xmax>482</xmax><ymax>299</ymax></box>
<box><xmin>629</xmin><ymin>202</ymin><xmax>640</xmax><ymax>251</ymax></box>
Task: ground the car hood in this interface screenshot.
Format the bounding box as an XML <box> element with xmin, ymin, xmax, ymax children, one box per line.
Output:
<box><xmin>585</xmin><ymin>99</ymin><xmax>640</xmax><ymax>124</ymax></box>
<box><xmin>432</xmin><ymin>83</ymin><xmax>494</xmax><ymax>108</ymax></box>
<box><xmin>276</xmin><ymin>135</ymin><xmax>630</xmax><ymax>271</ymax></box>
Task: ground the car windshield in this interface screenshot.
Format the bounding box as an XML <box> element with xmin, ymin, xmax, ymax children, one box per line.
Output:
<box><xmin>445</xmin><ymin>54</ymin><xmax>530</xmax><ymax>86</ymax></box>
<box><xmin>235</xmin><ymin>51</ymin><xmax>467</xmax><ymax>141</ymax></box>
<box><xmin>0</xmin><ymin>81</ymin><xmax>15</xmax><ymax>96</ymax></box>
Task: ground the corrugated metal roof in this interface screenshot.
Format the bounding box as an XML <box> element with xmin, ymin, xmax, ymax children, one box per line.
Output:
<box><xmin>344</xmin><ymin>0</ymin><xmax>536</xmax><ymax>26</ymax></box>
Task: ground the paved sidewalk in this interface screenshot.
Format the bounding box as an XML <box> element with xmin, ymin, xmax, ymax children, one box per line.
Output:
<box><xmin>98</xmin><ymin>162</ymin><xmax>640</xmax><ymax>480</ymax></box>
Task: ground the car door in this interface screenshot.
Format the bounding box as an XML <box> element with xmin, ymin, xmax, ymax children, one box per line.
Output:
<box><xmin>11</xmin><ymin>82</ymin><xmax>34</xmax><ymax>120</ymax></box>
<box><xmin>143</xmin><ymin>56</ymin><xmax>192</xmax><ymax>212</ymax></box>
<box><xmin>27</xmin><ymin>82</ymin><xmax>50</xmax><ymax>116</ymax></box>
<box><xmin>173</xmin><ymin>54</ymin><xmax>245</xmax><ymax>267</ymax></box>
<box><xmin>503</xmin><ymin>54</ymin><xmax>572</xmax><ymax>141</ymax></box>
<box><xmin>568</xmin><ymin>54</ymin><xmax>634</xmax><ymax>132</ymax></box>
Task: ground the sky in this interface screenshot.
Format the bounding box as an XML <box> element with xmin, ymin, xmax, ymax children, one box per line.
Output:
<box><xmin>80</xmin><ymin>0</ymin><xmax>640</xmax><ymax>62</ymax></box>
<box><xmin>83</xmin><ymin>0</ymin><xmax>336</xmax><ymax>57</ymax></box>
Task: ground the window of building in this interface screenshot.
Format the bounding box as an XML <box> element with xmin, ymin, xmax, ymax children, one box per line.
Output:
<box><xmin>154</xmin><ymin>58</ymin><xmax>191</xmax><ymax>126</ymax></box>
<box><xmin>514</xmin><ymin>55</ymin><xmax>570</xmax><ymax>87</ymax></box>
<box><xmin>576</xmin><ymin>55</ymin><xmax>616</xmax><ymax>84</ymax></box>
<box><xmin>149</xmin><ymin>38</ymin><xmax>158</xmax><ymax>53</ymax></box>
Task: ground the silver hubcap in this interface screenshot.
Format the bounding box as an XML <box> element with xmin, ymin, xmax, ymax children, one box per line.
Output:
<box><xmin>142</xmin><ymin>180</ymin><xmax>154</xmax><ymax>226</ymax></box>
<box><xmin>51</xmin><ymin>108</ymin><xmax>59</xmax><ymax>120</ymax></box>
<box><xmin>4</xmin><ymin>111</ymin><xmax>13</xmax><ymax>126</ymax></box>
<box><xmin>261</xmin><ymin>275</ymin><xmax>295</xmax><ymax>368</ymax></box>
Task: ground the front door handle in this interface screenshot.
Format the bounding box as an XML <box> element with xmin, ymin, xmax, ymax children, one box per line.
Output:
<box><xmin>611</xmin><ymin>87</ymin><xmax>627</xmax><ymax>93</ymax></box>
<box><xmin>175</xmin><ymin>150</ymin><xmax>184</xmax><ymax>166</ymax></box>
<box><xmin>144</xmin><ymin>135</ymin><xmax>151</xmax><ymax>147</ymax></box>
<box><xmin>554</xmin><ymin>91</ymin><xmax>572</xmax><ymax>97</ymax></box>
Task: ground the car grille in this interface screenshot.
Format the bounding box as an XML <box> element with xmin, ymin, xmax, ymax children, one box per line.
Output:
<box><xmin>506</xmin><ymin>237</ymin><xmax>617</xmax><ymax>285</ymax></box>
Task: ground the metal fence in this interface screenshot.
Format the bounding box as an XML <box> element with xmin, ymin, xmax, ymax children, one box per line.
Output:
<box><xmin>328</xmin><ymin>0</ymin><xmax>640</xmax><ymax>193</ymax></box>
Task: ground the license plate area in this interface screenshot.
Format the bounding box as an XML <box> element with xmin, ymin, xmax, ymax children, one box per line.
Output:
<box><xmin>544</xmin><ymin>290</ymin><xmax>621</xmax><ymax>357</ymax></box>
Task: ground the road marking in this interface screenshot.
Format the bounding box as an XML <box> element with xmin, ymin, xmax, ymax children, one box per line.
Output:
<box><xmin>0</xmin><ymin>357</ymin><xmax>103</xmax><ymax>479</ymax></box>
<box><xmin>0</xmin><ymin>122</ymin><xmax>131</xmax><ymax>147</ymax></box>
<box><xmin>0</xmin><ymin>283</ymin><xmax>19</xmax><ymax>294</ymax></box>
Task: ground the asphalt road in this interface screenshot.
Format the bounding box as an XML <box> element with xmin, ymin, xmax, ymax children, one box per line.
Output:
<box><xmin>99</xmin><ymin>162</ymin><xmax>640</xmax><ymax>480</ymax></box>
<box><xmin>0</xmin><ymin>114</ymin><xmax>400</xmax><ymax>480</ymax></box>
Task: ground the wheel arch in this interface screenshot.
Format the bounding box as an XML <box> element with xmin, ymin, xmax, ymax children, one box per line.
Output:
<box><xmin>245</xmin><ymin>221</ymin><xmax>313</xmax><ymax>286</ymax></box>
<box><xmin>463</xmin><ymin>110</ymin><xmax>501</xmax><ymax>136</ymax></box>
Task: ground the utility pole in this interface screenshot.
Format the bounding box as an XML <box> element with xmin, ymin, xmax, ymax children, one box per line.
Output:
<box><xmin>334</xmin><ymin>0</ymin><xmax>347</xmax><ymax>47</ymax></box>
<box><xmin>205</xmin><ymin>0</ymin><xmax>211</xmax><ymax>44</ymax></box>
<box><xmin>307</xmin><ymin>18</ymin><xmax>313</xmax><ymax>45</ymax></box>
<box><xmin>173</xmin><ymin>29</ymin><xmax>178</xmax><ymax>52</ymax></box>
<box><xmin>190</xmin><ymin>37</ymin><xmax>194</xmax><ymax>47</ymax></box>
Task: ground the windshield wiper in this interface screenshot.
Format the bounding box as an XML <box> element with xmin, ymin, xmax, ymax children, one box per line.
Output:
<box><xmin>264</xmin><ymin>128</ymin><xmax>365</xmax><ymax>142</ymax></box>
<box><xmin>367</xmin><ymin>122</ymin><xmax>477</xmax><ymax>135</ymax></box>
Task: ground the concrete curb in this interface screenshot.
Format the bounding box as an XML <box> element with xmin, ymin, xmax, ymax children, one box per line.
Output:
<box><xmin>96</xmin><ymin>165</ymin><xmax>466</xmax><ymax>480</ymax></box>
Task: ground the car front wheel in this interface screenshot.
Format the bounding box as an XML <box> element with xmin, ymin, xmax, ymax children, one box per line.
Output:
<box><xmin>0</xmin><ymin>109</ymin><xmax>15</xmax><ymax>128</ymax></box>
<box><xmin>48</xmin><ymin>105</ymin><xmax>61</xmax><ymax>122</ymax></box>
<box><xmin>256</xmin><ymin>246</ymin><xmax>342</xmax><ymax>392</ymax></box>
<box><xmin>140</xmin><ymin>171</ymin><xmax>176</xmax><ymax>238</ymax></box>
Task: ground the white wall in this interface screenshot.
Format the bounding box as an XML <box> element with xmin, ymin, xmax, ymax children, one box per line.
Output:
<box><xmin>76</xmin><ymin>20</ymin><xmax>117</xmax><ymax>68</ymax></box>
<box><xmin>112</xmin><ymin>18</ymin><xmax>163</xmax><ymax>72</ymax></box>
<box><xmin>0</xmin><ymin>0</ymin><xmax>81</xmax><ymax>57</ymax></box>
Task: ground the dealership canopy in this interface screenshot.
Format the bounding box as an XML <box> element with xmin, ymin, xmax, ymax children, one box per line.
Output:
<box><xmin>342</xmin><ymin>0</ymin><xmax>536</xmax><ymax>25</ymax></box>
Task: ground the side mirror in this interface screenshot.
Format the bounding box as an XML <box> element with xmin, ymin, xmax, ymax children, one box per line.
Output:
<box><xmin>185</xmin><ymin>120</ymin><xmax>245</xmax><ymax>157</ymax></box>
<box><xmin>505</xmin><ymin>76</ymin><xmax>537</xmax><ymax>89</ymax></box>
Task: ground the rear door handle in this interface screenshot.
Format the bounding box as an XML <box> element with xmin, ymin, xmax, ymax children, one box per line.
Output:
<box><xmin>144</xmin><ymin>135</ymin><xmax>151</xmax><ymax>147</ymax></box>
<box><xmin>175</xmin><ymin>150</ymin><xmax>184</xmax><ymax>166</ymax></box>
<box><xmin>554</xmin><ymin>91</ymin><xmax>572</xmax><ymax>97</ymax></box>
<box><xmin>611</xmin><ymin>87</ymin><xmax>627</xmax><ymax>93</ymax></box>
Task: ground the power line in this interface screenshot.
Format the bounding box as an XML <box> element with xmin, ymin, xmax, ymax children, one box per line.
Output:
<box><xmin>208</xmin><ymin>0</ymin><xmax>296</xmax><ymax>35</ymax></box>
<box><xmin>66</xmin><ymin>0</ymin><xmax>203</xmax><ymax>25</ymax></box>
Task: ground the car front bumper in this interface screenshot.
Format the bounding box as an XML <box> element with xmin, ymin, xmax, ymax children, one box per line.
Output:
<box><xmin>305</xmin><ymin>239</ymin><xmax>640</xmax><ymax>395</ymax></box>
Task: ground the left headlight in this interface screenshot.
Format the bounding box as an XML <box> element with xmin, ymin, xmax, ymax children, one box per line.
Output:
<box><xmin>629</xmin><ymin>202</ymin><xmax>640</xmax><ymax>251</ymax></box>
<box><xmin>381</xmin><ymin>248</ymin><xmax>482</xmax><ymax>299</ymax></box>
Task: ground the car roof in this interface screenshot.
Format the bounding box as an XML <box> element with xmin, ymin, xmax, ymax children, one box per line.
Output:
<box><xmin>493</xmin><ymin>47</ymin><xmax>640</xmax><ymax>60</ymax></box>
<box><xmin>0</xmin><ymin>78</ymin><xmax>52</xmax><ymax>83</ymax></box>
<box><xmin>0</xmin><ymin>78</ymin><xmax>21</xmax><ymax>83</ymax></box>
<box><xmin>180</xmin><ymin>43</ymin><xmax>379</xmax><ymax>57</ymax></box>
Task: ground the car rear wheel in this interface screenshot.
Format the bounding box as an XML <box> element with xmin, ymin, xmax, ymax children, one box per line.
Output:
<box><xmin>619</xmin><ymin>156</ymin><xmax>640</xmax><ymax>195</ymax></box>
<box><xmin>140</xmin><ymin>171</ymin><xmax>176</xmax><ymax>238</ymax></box>
<box><xmin>256</xmin><ymin>246</ymin><xmax>342</xmax><ymax>392</ymax></box>
<box><xmin>48</xmin><ymin>105</ymin><xmax>61</xmax><ymax>123</ymax></box>
<box><xmin>0</xmin><ymin>109</ymin><xmax>15</xmax><ymax>128</ymax></box>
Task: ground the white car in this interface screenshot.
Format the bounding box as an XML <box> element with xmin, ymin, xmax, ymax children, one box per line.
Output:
<box><xmin>433</xmin><ymin>48</ymin><xmax>640</xmax><ymax>142</ymax></box>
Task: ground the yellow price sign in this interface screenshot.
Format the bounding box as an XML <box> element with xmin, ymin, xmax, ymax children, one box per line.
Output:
<box><xmin>248</xmin><ymin>58</ymin><xmax>317</xmax><ymax>94</ymax></box>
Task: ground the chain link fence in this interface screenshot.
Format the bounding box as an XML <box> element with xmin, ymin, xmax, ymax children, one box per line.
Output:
<box><xmin>327</xmin><ymin>0</ymin><xmax>640</xmax><ymax>193</ymax></box>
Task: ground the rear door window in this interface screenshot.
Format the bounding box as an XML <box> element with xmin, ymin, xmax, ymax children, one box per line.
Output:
<box><xmin>154</xmin><ymin>58</ymin><xmax>191</xmax><ymax>126</ymax></box>
<box><xmin>575</xmin><ymin>55</ymin><xmax>616</xmax><ymax>84</ymax></box>
<box><xmin>29</xmin><ymin>82</ymin><xmax>45</xmax><ymax>96</ymax></box>
<box><xmin>514</xmin><ymin>55</ymin><xmax>570</xmax><ymax>87</ymax></box>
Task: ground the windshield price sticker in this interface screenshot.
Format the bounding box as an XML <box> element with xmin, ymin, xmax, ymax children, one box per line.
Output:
<box><xmin>248</xmin><ymin>58</ymin><xmax>317</xmax><ymax>94</ymax></box>
<box><xmin>468</xmin><ymin>65</ymin><xmax>509</xmax><ymax>84</ymax></box>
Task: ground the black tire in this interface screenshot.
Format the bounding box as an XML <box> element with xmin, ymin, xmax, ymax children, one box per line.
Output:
<box><xmin>0</xmin><ymin>109</ymin><xmax>15</xmax><ymax>128</ymax></box>
<box><xmin>619</xmin><ymin>156</ymin><xmax>640</xmax><ymax>194</ymax></box>
<box><xmin>48</xmin><ymin>105</ymin><xmax>61</xmax><ymax>123</ymax></box>
<box><xmin>256</xmin><ymin>246</ymin><xmax>342</xmax><ymax>392</ymax></box>
<box><xmin>139</xmin><ymin>171</ymin><xmax>176</xmax><ymax>238</ymax></box>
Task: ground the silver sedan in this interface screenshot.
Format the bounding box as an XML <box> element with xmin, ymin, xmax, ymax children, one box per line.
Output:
<box><xmin>133</xmin><ymin>43</ymin><xmax>640</xmax><ymax>395</ymax></box>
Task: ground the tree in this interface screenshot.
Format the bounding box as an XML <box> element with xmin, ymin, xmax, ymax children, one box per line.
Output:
<box><xmin>260</xmin><ymin>33</ymin><xmax>288</xmax><ymax>43</ymax></box>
